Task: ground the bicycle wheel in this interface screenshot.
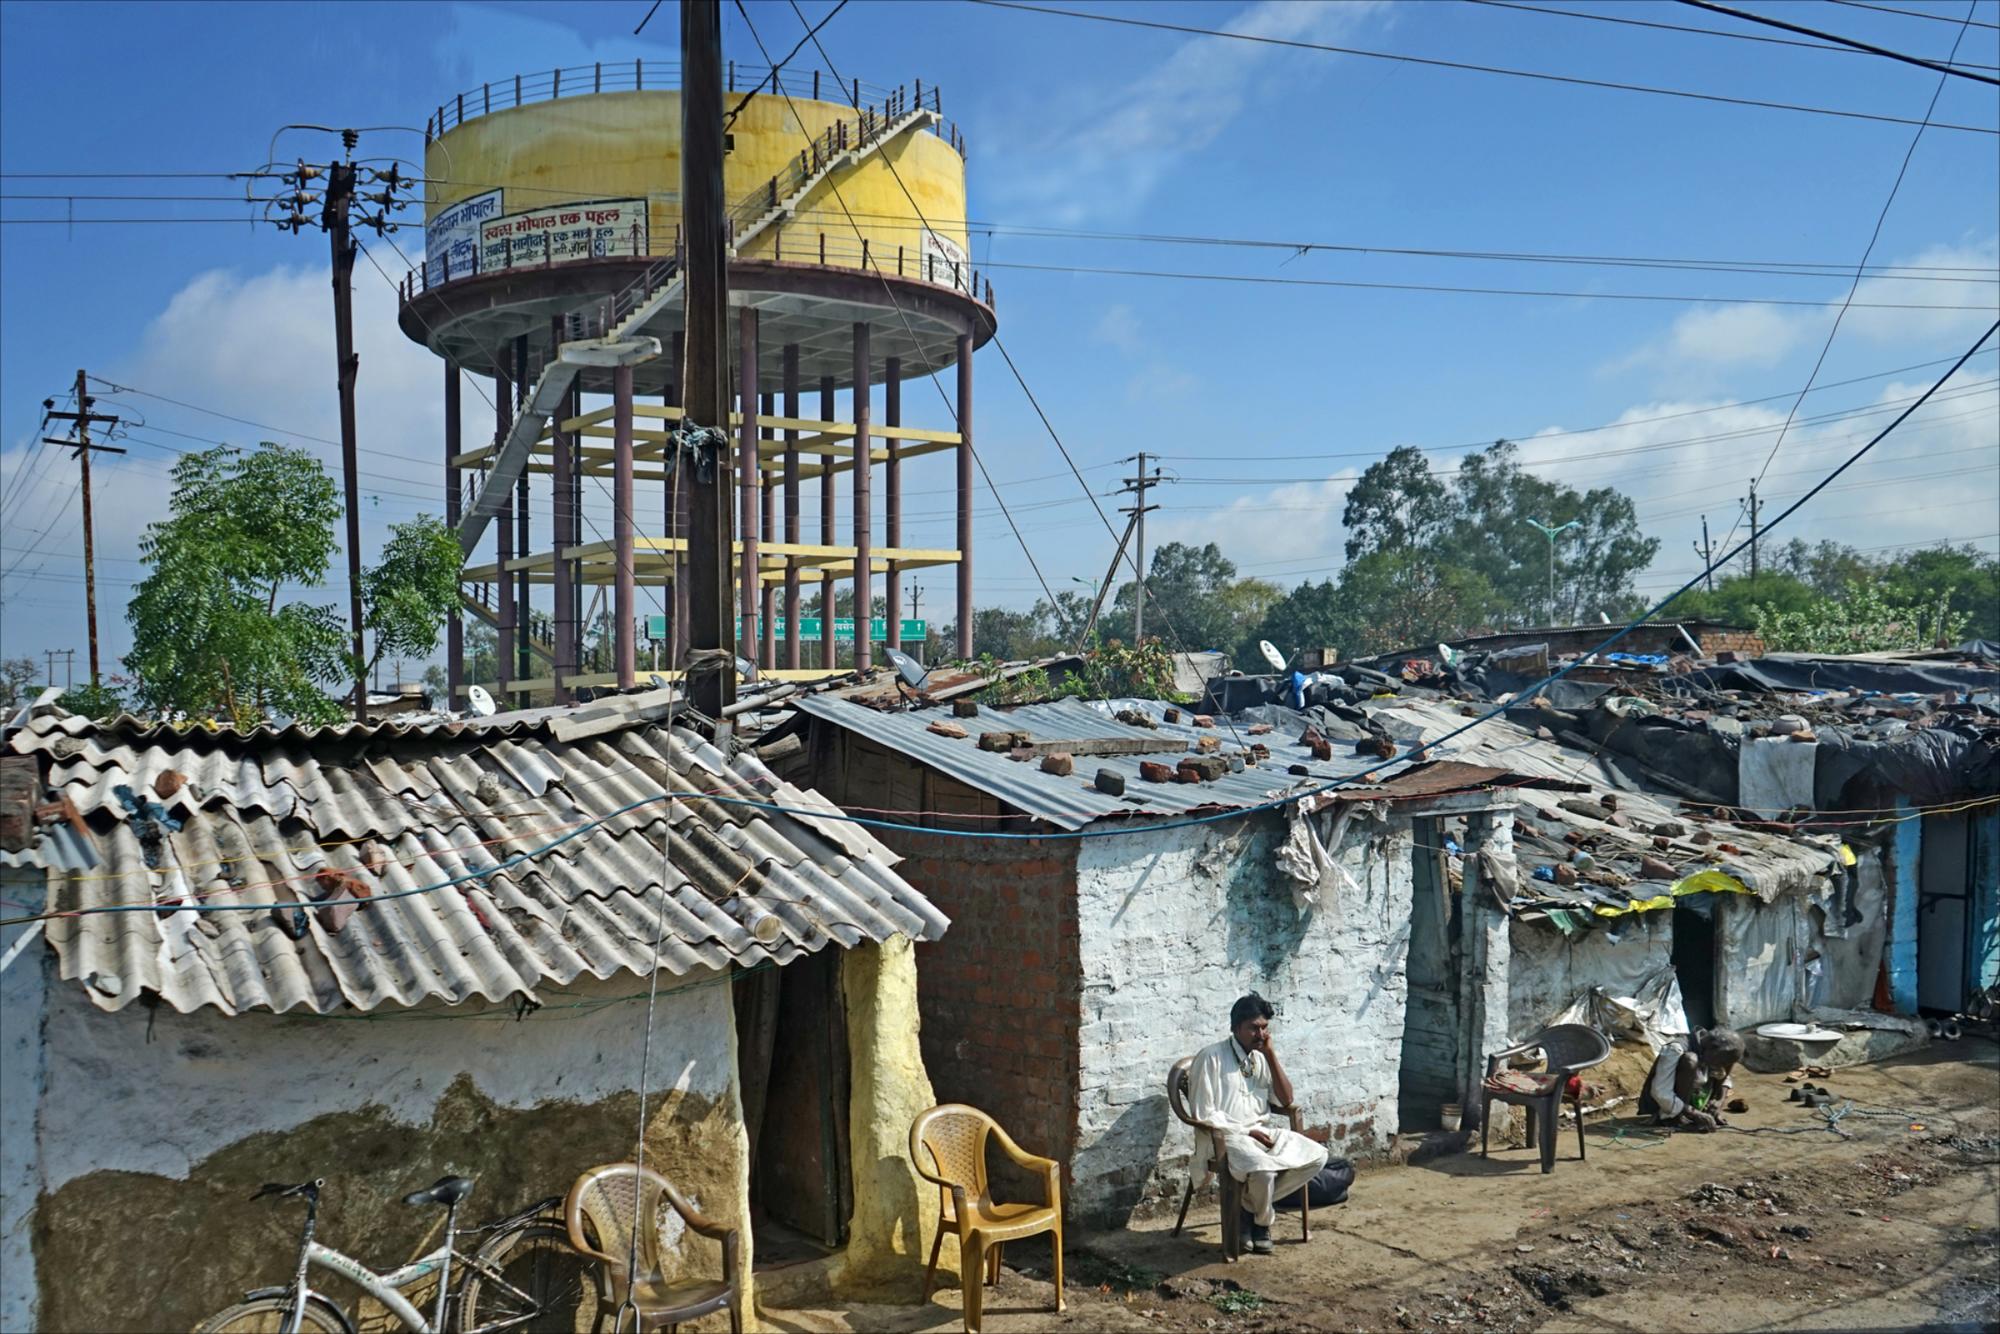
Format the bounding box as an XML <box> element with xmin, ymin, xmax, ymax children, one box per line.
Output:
<box><xmin>196</xmin><ymin>1294</ymin><xmax>350</xmax><ymax>1334</ymax></box>
<box><xmin>455</xmin><ymin>1220</ymin><xmax>598</xmax><ymax>1334</ymax></box>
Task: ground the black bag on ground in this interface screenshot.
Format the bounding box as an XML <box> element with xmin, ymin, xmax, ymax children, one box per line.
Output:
<box><xmin>1276</xmin><ymin>1159</ymin><xmax>1354</xmax><ymax>1209</ymax></box>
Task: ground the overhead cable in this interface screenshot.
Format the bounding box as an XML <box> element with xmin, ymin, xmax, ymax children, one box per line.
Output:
<box><xmin>964</xmin><ymin>0</ymin><xmax>2000</xmax><ymax>136</ymax></box>
<box><xmin>1675</xmin><ymin>0</ymin><xmax>1999</xmax><ymax>85</ymax></box>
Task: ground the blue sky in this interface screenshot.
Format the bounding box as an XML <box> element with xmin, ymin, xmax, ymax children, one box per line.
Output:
<box><xmin>3</xmin><ymin>0</ymin><xmax>1997</xmax><ymax>675</ymax></box>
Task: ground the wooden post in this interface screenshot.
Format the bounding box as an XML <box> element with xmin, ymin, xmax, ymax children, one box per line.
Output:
<box><xmin>551</xmin><ymin>320</ymin><xmax>573</xmax><ymax>703</ymax></box>
<box><xmin>683</xmin><ymin>0</ymin><xmax>736</xmax><ymax>715</ymax></box>
<box><xmin>444</xmin><ymin>359</ymin><xmax>463</xmax><ymax>706</ymax></box>
<box><xmin>956</xmin><ymin>333</ymin><xmax>974</xmax><ymax>660</ymax></box>
<box><xmin>852</xmin><ymin>322</ymin><xmax>872</xmax><ymax>673</ymax></box>
<box><xmin>820</xmin><ymin>374</ymin><xmax>836</xmax><ymax>671</ymax></box>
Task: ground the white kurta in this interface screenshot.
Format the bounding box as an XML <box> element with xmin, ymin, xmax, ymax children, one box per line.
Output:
<box><xmin>1188</xmin><ymin>1036</ymin><xmax>1327</xmax><ymax>1225</ymax></box>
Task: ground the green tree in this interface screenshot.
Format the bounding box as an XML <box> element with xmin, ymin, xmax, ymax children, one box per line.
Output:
<box><xmin>1249</xmin><ymin>550</ymin><xmax>1501</xmax><ymax>661</ymax></box>
<box><xmin>126</xmin><ymin>444</ymin><xmax>349</xmax><ymax>725</ymax></box>
<box><xmin>1100</xmin><ymin>542</ymin><xmax>1281</xmax><ymax>654</ymax></box>
<box><xmin>1875</xmin><ymin>543</ymin><xmax>1999</xmax><ymax>642</ymax></box>
<box><xmin>126</xmin><ymin>443</ymin><xmax>463</xmax><ymax>725</ymax></box>
<box><xmin>1443</xmin><ymin>441</ymin><xmax>1659</xmax><ymax>625</ymax></box>
<box><xmin>1755</xmin><ymin>582</ymin><xmax>1969</xmax><ymax>654</ymax></box>
<box><xmin>0</xmin><ymin>656</ymin><xmax>37</xmax><ymax>711</ymax></box>
<box><xmin>360</xmin><ymin>516</ymin><xmax>462</xmax><ymax>687</ymax></box>
<box><xmin>1341</xmin><ymin>444</ymin><xmax>1453</xmax><ymax>560</ymax></box>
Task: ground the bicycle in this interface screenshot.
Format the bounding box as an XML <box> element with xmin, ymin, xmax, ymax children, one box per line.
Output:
<box><xmin>195</xmin><ymin>1175</ymin><xmax>594</xmax><ymax>1334</ymax></box>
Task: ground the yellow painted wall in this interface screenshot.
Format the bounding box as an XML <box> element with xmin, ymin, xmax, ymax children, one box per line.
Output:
<box><xmin>426</xmin><ymin>90</ymin><xmax>968</xmax><ymax>272</ymax></box>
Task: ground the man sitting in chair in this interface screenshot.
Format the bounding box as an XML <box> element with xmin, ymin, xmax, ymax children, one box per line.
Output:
<box><xmin>1188</xmin><ymin>992</ymin><xmax>1328</xmax><ymax>1254</ymax></box>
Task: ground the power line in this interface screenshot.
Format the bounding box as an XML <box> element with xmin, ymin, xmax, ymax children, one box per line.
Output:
<box><xmin>970</xmin><ymin>257</ymin><xmax>1996</xmax><ymax>309</ymax></box>
<box><xmin>1675</xmin><ymin>0</ymin><xmax>1999</xmax><ymax>85</ymax></box>
<box><xmin>1719</xmin><ymin>5</ymin><xmax>1978</xmax><ymax>554</ymax></box>
<box><xmin>1828</xmin><ymin>0</ymin><xmax>2000</xmax><ymax>30</ymax></box>
<box><xmin>964</xmin><ymin>0</ymin><xmax>2000</xmax><ymax>136</ymax></box>
<box><xmin>1466</xmin><ymin>0</ymin><xmax>2000</xmax><ymax>69</ymax></box>
<box><xmin>728</xmin><ymin>0</ymin><xmax>1075</xmax><ymax>641</ymax></box>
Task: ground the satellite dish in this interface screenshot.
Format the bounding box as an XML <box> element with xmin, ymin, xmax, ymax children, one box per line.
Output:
<box><xmin>733</xmin><ymin>655</ymin><xmax>760</xmax><ymax>684</ymax></box>
<box><xmin>464</xmin><ymin>684</ymin><xmax>497</xmax><ymax>718</ymax></box>
<box><xmin>884</xmin><ymin>646</ymin><xmax>930</xmax><ymax>691</ymax></box>
<box><xmin>1259</xmin><ymin>640</ymin><xmax>1287</xmax><ymax>673</ymax></box>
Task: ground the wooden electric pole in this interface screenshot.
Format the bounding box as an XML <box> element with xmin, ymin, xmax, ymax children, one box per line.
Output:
<box><xmin>41</xmin><ymin>369</ymin><xmax>123</xmax><ymax>686</ymax></box>
<box><xmin>1741</xmin><ymin>481</ymin><xmax>1762</xmax><ymax>582</ymax></box>
<box><xmin>1120</xmin><ymin>452</ymin><xmax>1163</xmax><ymax>642</ymax></box>
<box><xmin>322</xmin><ymin>141</ymin><xmax>368</xmax><ymax>720</ymax></box>
<box><xmin>682</xmin><ymin>0</ymin><xmax>737</xmax><ymax>717</ymax></box>
<box><xmin>1693</xmin><ymin>515</ymin><xmax>1716</xmax><ymax>592</ymax></box>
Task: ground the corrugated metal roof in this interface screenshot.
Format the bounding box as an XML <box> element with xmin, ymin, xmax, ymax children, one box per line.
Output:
<box><xmin>792</xmin><ymin>696</ymin><xmax>1569</xmax><ymax>831</ymax></box>
<box><xmin>4</xmin><ymin>703</ymin><xmax>946</xmax><ymax>1016</ymax></box>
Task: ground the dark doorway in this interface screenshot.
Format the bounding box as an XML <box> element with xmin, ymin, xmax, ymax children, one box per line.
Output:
<box><xmin>1918</xmin><ymin>813</ymin><xmax>1973</xmax><ymax>1014</ymax></box>
<box><xmin>1672</xmin><ymin>897</ymin><xmax>1718</xmax><ymax>1032</ymax></box>
<box><xmin>734</xmin><ymin>948</ymin><xmax>853</xmax><ymax>1269</ymax></box>
<box><xmin>1399</xmin><ymin>817</ymin><xmax>1462</xmax><ymax>1129</ymax></box>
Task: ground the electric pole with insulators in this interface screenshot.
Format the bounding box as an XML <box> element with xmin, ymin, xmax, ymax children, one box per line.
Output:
<box><xmin>275</xmin><ymin>137</ymin><xmax>415</xmax><ymax>719</ymax></box>
<box><xmin>40</xmin><ymin>370</ymin><xmax>123</xmax><ymax>686</ymax></box>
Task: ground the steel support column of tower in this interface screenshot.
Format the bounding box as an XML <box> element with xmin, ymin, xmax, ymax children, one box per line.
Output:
<box><xmin>782</xmin><ymin>344</ymin><xmax>802</xmax><ymax>670</ymax></box>
<box><xmin>444</xmin><ymin>359</ymin><xmax>463</xmax><ymax>707</ymax></box>
<box><xmin>513</xmin><ymin>336</ymin><xmax>531</xmax><ymax>690</ymax></box>
<box><xmin>852</xmin><ymin>322</ymin><xmax>873</xmax><ymax>674</ymax></box>
<box><xmin>737</xmin><ymin>307</ymin><xmax>761</xmax><ymax>665</ymax></box>
<box><xmin>759</xmin><ymin>390</ymin><xmax>776</xmax><ymax>668</ymax></box>
<box><xmin>955</xmin><ymin>333</ymin><xmax>974</xmax><ymax>660</ymax></box>
<box><xmin>613</xmin><ymin>363</ymin><xmax>637</xmax><ymax>689</ymax></box>
<box><xmin>494</xmin><ymin>367</ymin><xmax>515</xmax><ymax>701</ymax></box>
<box><xmin>666</xmin><ymin>331</ymin><xmax>687</xmax><ymax>669</ymax></box>
<box><xmin>884</xmin><ymin>356</ymin><xmax>902</xmax><ymax>652</ymax></box>
<box><xmin>819</xmin><ymin>374</ymin><xmax>836</xmax><ymax>671</ymax></box>
<box><xmin>550</xmin><ymin>321</ymin><xmax>574</xmax><ymax>703</ymax></box>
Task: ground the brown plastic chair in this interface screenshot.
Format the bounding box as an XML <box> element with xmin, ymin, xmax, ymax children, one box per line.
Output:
<box><xmin>1167</xmin><ymin>1055</ymin><xmax>1311</xmax><ymax>1261</ymax></box>
<box><xmin>564</xmin><ymin>1162</ymin><xmax>742</xmax><ymax>1333</ymax></box>
<box><xmin>910</xmin><ymin>1104</ymin><xmax>1064</xmax><ymax>1334</ymax></box>
<box><xmin>1479</xmin><ymin>1023</ymin><xmax>1613</xmax><ymax>1174</ymax></box>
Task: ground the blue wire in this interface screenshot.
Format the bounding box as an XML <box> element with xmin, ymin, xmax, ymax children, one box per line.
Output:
<box><xmin>21</xmin><ymin>320</ymin><xmax>1996</xmax><ymax>922</ymax></box>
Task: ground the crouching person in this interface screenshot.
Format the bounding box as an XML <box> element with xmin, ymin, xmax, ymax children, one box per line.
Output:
<box><xmin>1641</xmin><ymin>1026</ymin><xmax>1745</xmax><ymax>1131</ymax></box>
<box><xmin>1189</xmin><ymin>992</ymin><xmax>1328</xmax><ymax>1254</ymax></box>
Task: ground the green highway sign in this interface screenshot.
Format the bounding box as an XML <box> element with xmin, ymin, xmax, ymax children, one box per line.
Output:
<box><xmin>645</xmin><ymin>615</ymin><xmax>926</xmax><ymax>643</ymax></box>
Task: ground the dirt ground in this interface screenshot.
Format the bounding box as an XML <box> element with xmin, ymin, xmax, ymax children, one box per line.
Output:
<box><xmin>763</xmin><ymin>1041</ymin><xmax>2000</xmax><ymax>1334</ymax></box>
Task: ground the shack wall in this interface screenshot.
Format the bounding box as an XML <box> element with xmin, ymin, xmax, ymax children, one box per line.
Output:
<box><xmin>1069</xmin><ymin>810</ymin><xmax>1415</xmax><ymax>1224</ymax></box>
<box><xmin>1507</xmin><ymin>914</ymin><xmax>1675</xmax><ymax>1040</ymax></box>
<box><xmin>18</xmin><ymin>967</ymin><xmax>751</xmax><ymax>1334</ymax></box>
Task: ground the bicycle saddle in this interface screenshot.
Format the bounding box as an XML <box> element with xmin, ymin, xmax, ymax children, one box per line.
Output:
<box><xmin>250</xmin><ymin>1180</ymin><xmax>322</xmax><ymax>1202</ymax></box>
<box><xmin>402</xmin><ymin>1175</ymin><xmax>476</xmax><ymax>1208</ymax></box>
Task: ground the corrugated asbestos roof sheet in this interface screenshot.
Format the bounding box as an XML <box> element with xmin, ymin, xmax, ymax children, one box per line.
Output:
<box><xmin>4</xmin><ymin>703</ymin><xmax>946</xmax><ymax>1015</ymax></box>
<box><xmin>792</xmin><ymin>696</ymin><xmax>1571</xmax><ymax>831</ymax></box>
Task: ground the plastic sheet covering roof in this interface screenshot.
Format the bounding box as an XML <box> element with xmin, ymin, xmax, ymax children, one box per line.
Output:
<box><xmin>792</xmin><ymin>695</ymin><xmax>1572</xmax><ymax>831</ymax></box>
<box><xmin>3</xmin><ymin>701</ymin><xmax>947</xmax><ymax>1015</ymax></box>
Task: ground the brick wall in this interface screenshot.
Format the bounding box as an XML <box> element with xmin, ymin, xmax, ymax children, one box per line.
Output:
<box><xmin>886</xmin><ymin>829</ymin><xmax>1082</xmax><ymax>1197</ymax></box>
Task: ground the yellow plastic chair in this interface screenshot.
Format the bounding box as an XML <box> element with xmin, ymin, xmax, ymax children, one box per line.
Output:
<box><xmin>564</xmin><ymin>1162</ymin><xmax>742</xmax><ymax>1333</ymax></box>
<box><xmin>910</xmin><ymin>1104</ymin><xmax>1065</xmax><ymax>1334</ymax></box>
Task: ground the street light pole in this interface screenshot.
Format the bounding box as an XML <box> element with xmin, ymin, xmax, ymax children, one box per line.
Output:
<box><xmin>1523</xmin><ymin>517</ymin><xmax>1581</xmax><ymax>624</ymax></box>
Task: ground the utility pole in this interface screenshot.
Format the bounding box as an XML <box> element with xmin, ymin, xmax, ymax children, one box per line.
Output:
<box><xmin>276</xmin><ymin>134</ymin><xmax>413</xmax><ymax>721</ymax></box>
<box><xmin>682</xmin><ymin>0</ymin><xmax>737</xmax><ymax>717</ymax></box>
<box><xmin>1741</xmin><ymin>481</ymin><xmax>1762</xmax><ymax>582</ymax></box>
<box><xmin>41</xmin><ymin>370</ymin><xmax>123</xmax><ymax>686</ymax></box>
<box><xmin>1119</xmin><ymin>452</ymin><xmax>1163</xmax><ymax>641</ymax></box>
<box><xmin>1693</xmin><ymin>515</ymin><xmax>1716</xmax><ymax>592</ymax></box>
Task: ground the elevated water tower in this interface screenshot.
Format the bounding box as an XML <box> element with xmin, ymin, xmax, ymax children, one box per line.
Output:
<box><xmin>397</xmin><ymin>59</ymin><xmax>994</xmax><ymax>703</ymax></box>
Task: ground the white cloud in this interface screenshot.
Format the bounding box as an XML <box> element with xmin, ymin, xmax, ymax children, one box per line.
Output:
<box><xmin>0</xmin><ymin>261</ymin><xmax>458</xmax><ymax>666</ymax></box>
<box><xmin>1605</xmin><ymin>236</ymin><xmax>1998</xmax><ymax>385</ymax></box>
<box><xmin>983</xmin><ymin>0</ymin><xmax>1384</xmax><ymax>223</ymax></box>
<box><xmin>1144</xmin><ymin>365</ymin><xmax>1999</xmax><ymax>597</ymax></box>
<box><xmin>1093</xmin><ymin>302</ymin><xmax>1143</xmax><ymax>352</ymax></box>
